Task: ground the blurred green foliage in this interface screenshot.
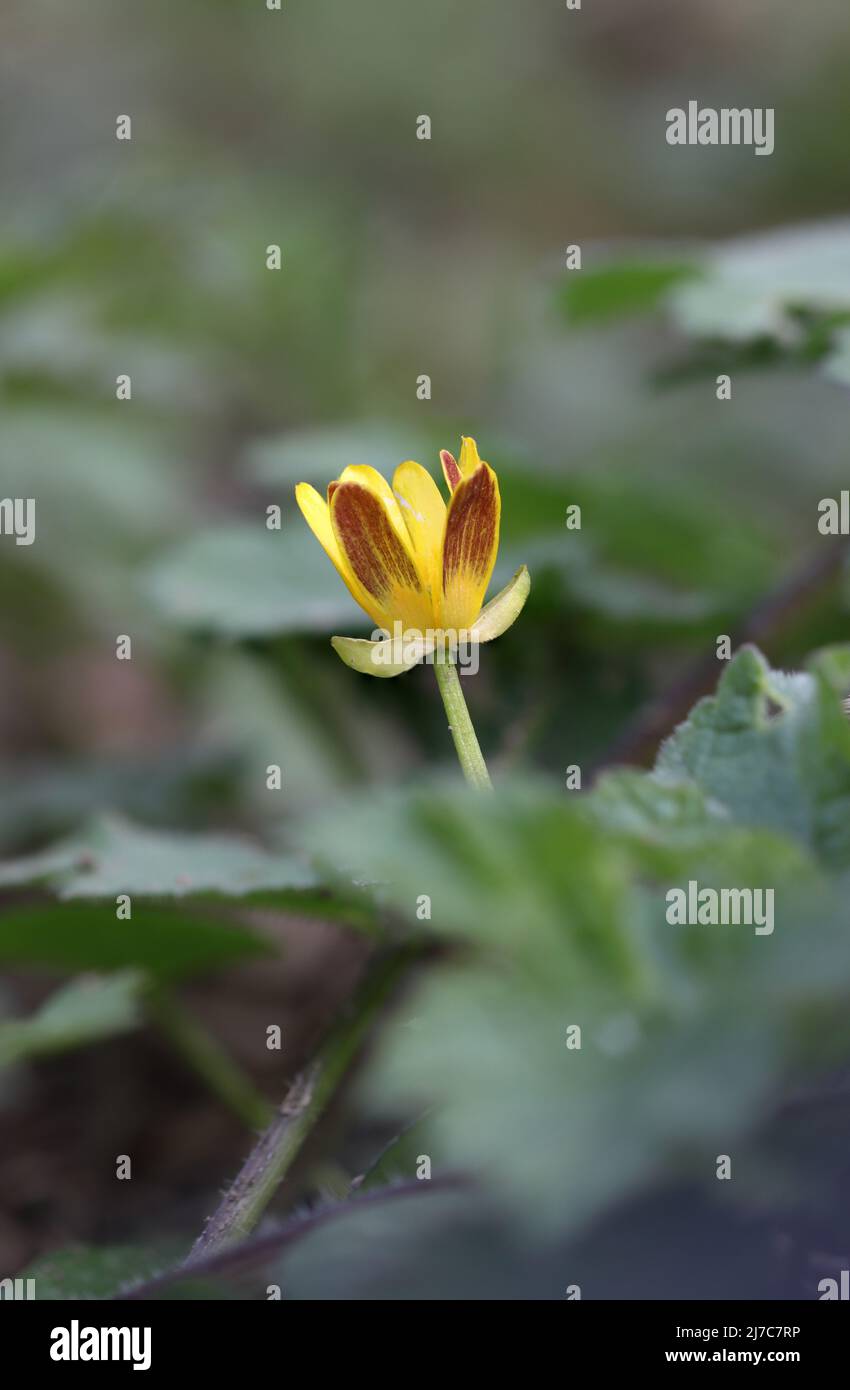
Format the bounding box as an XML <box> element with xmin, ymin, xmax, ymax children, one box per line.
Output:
<box><xmin>5</xmin><ymin>0</ymin><xmax>850</xmax><ymax>1298</ymax></box>
<box><xmin>14</xmin><ymin>646</ymin><xmax>850</xmax><ymax>1295</ymax></box>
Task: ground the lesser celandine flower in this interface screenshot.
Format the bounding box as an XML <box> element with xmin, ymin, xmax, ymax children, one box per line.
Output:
<box><xmin>296</xmin><ymin>437</ymin><xmax>530</xmax><ymax>789</ymax></box>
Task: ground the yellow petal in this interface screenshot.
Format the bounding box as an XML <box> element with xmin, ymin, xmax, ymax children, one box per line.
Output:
<box><xmin>295</xmin><ymin>482</ymin><xmax>385</xmax><ymax>626</ymax></box>
<box><xmin>458</xmin><ymin>436</ymin><xmax>485</xmax><ymax>480</ymax></box>
<box><xmin>392</xmin><ymin>460</ymin><xmax>446</xmax><ymax>609</ymax></box>
<box><xmin>336</xmin><ymin>465</ymin><xmax>411</xmax><ymax>551</ymax></box>
<box><xmin>441</xmin><ymin>438</ymin><xmax>488</xmax><ymax>494</ymax></box>
<box><xmin>331</xmin><ymin>481</ymin><xmax>433</xmax><ymax>632</ymax></box>
<box><xmin>295</xmin><ymin>482</ymin><xmax>344</xmax><ymax>569</ymax></box>
<box><xmin>439</xmin><ymin>462</ymin><xmax>501</xmax><ymax>631</ymax></box>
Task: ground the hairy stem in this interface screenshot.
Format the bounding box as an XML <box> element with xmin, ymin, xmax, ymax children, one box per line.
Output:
<box><xmin>122</xmin><ymin>1174</ymin><xmax>470</xmax><ymax>1299</ymax></box>
<box><xmin>188</xmin><ymin>946</ymin><xmax>415</xmax><ymax>1258</ymax></box>
<box><xmin>433</xmin><ymin>655</ymin><xmax>493</xmax><ymax>791</ymax></box>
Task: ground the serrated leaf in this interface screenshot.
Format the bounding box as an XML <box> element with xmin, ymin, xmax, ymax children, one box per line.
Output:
<box><xmin>656</xmin><ymin>644</ymin><xmax>850</xmax><ymax>866</ymax></box>
<box><xmin>587</xmin><ymin>768</ymin><xmax>817</xmax><ymax>885</ymax></box>
<box><xmin>298</xmin><ymin>752</ymin><xmax>850</xmax><ymax>1237</ymax></box>
<box><xmin>588</xmin><ymin>769</ymin><xmax>729</xmax><ymax>842</ymax></box>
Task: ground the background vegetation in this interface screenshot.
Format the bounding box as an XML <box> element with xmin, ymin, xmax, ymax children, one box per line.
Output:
<box><xmin>2</xmin><ymin>0</ymin><xmax>850</xmax><ymax>1298</ymax></box>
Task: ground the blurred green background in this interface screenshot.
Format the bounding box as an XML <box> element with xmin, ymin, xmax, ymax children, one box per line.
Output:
<box><xmin>4</xmin><ymin>0</ymin><xmax>850</xmax><ymax>845</ymax></box>
<box><xmin>3</xmin><ymin>0</ymin><xmax>850</xmax><ymax>1298</ymax></box>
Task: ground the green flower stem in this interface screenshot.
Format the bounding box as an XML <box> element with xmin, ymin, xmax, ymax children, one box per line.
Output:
<box><xmin>147</xmin><ymin>985</ymin><xmax>272</xmax><ymax>1132</ymax></box>
<box><xmin>433</xmin><ymin>655</ymin><xmax>493</xmax><ymax>791</ymax></box>
<box><xmin>187</xmin><ymin>945</ymin><xmax>418</xmax><ymax>1258</ymax></box>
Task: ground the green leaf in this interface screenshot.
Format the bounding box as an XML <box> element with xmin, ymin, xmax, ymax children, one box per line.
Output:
<box><xmin>495</xmin><ymin>470</ymin><xmax>777</xmax><ymax>641</ymax></box>
<box><xmin>556</xmin><ymin>224</ymin><xmax>850</xmax><ymax>380</ymax></box>
<box><xmin>298</xmin><ymin>739</ymin><xmax>850</xmax><ymax>1236</ymax></box>
<box><xmin>352</xmin><ymin>1117</ymin><xmax>432</xmax><ymax>1192</ymax></box>
<box><xmin>0</xmin><ymin>816</ymin><xmax>378</xmax><ymax>970</ymax></box>
<box><xmin>586</xmin><ymin>768</ymin><xmax>817</xmax><ymax>884</ymax></box>
<box><xmin>0</xmin><ymin>901</ymin><xmax>271</xmax><ymax>980</ymax></box>
<box><xmin>0</xmin><ymin>817</ymin><xmax>309</xmax><ymax>977</ymax></box>
<box><xmin>0</xmin><ymin>408</ymin><xmax>192</xmax><ymax>628</ymax></box>
<box><xmin>667</xmin><ymin>220</ymin><xmax>850</xmax><ymax>342</ymax></box>
<box><xmin>245</xmin><ymin>421</ymin><xmax>433</xmax><ymax>490</ymax></box>
<box><xmin>656</xmin><ymin>644</ymin><xmax>850</xmax><ymax>866</ymax></box>
<box><xmin>145</xmin><ymin>523</ymin><xmax>363</xmax><ymax>637</ymax></box>
<box><xmin>558</xmin><ymin>260</ymin><xmax>698</xmax><ymax>324</ymax></box>
<box><xmin>588</xmin><ymin>768</ymin><xmax>728</xmax><ymax>843</ymax></box>
<box><xmin>821</xmin><ymin>324</ymin><xmax>850</xmax><ymax>385</ymax></box>
<box><xmin>300</xmin><ymin>778</ymin><xmax>652</xmax><ymax>998</ymax></box>
<box><xmin>0</xmin><ymin>971</ymin><xmax>144</xmax><ymax>1068</ymax></box>
<box><xmin>21</xmin><ymin>1242</ymin><xmax>184</xmax><ymax>1299</ymax></box>
<box><xmin>0</xmin><ymin>813</ymin><xmax>316</xmax><ymax>899</ymax></box>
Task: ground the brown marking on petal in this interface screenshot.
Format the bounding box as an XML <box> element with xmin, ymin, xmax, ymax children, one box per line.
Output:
<box><xmin>327</xmin><ymin>480</ymin><xmax>340</xmax><ymax>503</ymax></box>
<box><xmin>442</xmin><ymin>465</ymin><xmax>498</xmax><ymax>589</ymax></box>
<box><xmin>332</xmin><ymin>482</ymin><xmax>421</xmax><ymax>600</ymax></box>
<box><xmin>440</xmin><ymin>449</ymin><xmax>461</xmax><ymax>492</ymax></box>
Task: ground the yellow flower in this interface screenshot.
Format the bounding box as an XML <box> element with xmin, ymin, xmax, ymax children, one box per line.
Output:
<box><xmin>295</xmin><ymin>437</ymin><xmax>530</xmax><ymax>676</ymax></box>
